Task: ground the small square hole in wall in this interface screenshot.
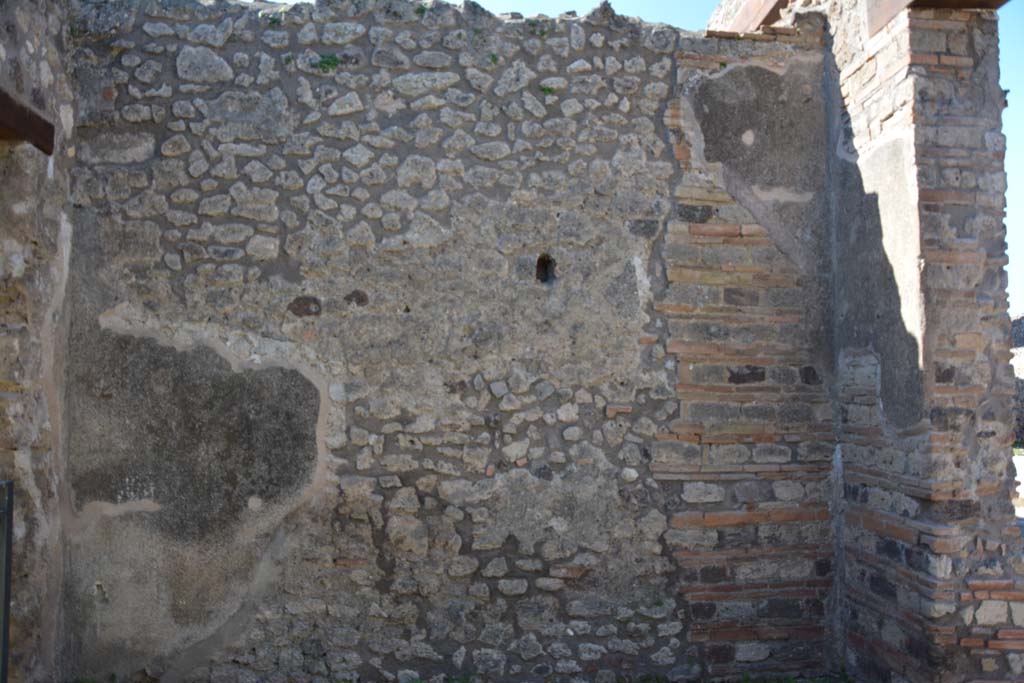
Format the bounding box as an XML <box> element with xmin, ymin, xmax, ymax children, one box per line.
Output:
<box><xmin>536</xmin><ymin>254</ymin><xmax>556</xmax><ymax>284</ymax></box>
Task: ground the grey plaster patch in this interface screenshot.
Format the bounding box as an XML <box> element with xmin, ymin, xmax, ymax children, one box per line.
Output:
<box><xmin>66</xmin><ymin>331</ymin><xmax>319</xmax><ymax>542</ymax></box>
<box><xmin>691</xmin><ymin>59</ymin><xmax>828</xmax><ymax>274</ymax></box>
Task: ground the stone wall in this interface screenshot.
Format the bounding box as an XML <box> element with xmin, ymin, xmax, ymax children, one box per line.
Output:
<box><xmin>713</xmin><ymin>1</ymin><xmax>1018</xmax><ymax>680</ymax></box>
<box><xmin>909</xmin><ymin>11</ymin><xmax>1017</xmax><ymax>679</ymax></box>
<box><xmin>59</xmin><ymin>1</ymin><xmax>833</xmax><ymax>680</ymax></box>
<box><xmin>0</xmin><ymin>0</ymin><xmax>65</xmax><ymax>124</ymax></box>
<box><xmin>833</xmin><ymin>6</ymin><xmax>1017</xmax><ymax>682</ymax></box>
<box><xmin>1015</xmin><ymin>373</ymin><xmax>1023</xmax><ymax>448</ymax></box>
<box><xmin>0</xmin><ymin>1</ymin><xmax>75</xmax><ymax>681</ymax></box>
<box><xmin>814</xmin><ymin>4</ymin><xmax>936</xmax><ymax>679</ymax></box>
<box><xmin>1013</xmin><ymin>318</ymin><xmax>1023</xmax><ymax>447</ymax></box>
<box><xmin>0</xmin><ymin>0</ymin><xmax>1012</xmax><ymax>681</ymax></box>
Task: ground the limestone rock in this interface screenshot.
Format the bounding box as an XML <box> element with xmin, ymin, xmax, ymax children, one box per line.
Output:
<box><xmin>176</xmin><ymin>45</ymin><xmax>234</xmax><ymax>83</ymax></box>
<box><xmin>386</xmin><ymin>515</ymin><xmax>429</xmax><ymax>556</ymax></box>
<box><xmin>322</xmin><ymin>22</ymin><xmax>367</xmax><ymax>46</ymax></box>
<box><xmin>392</xmin><ymin>72</ymin><xmax>461</xmax><ymax>97</ymax></box>
<box><xmin>396</xmin><ymin>155</ymin><xmax>437</xmax><ymax>189</ymax></box>
<box><xmin>494</xmin><ymin>60</ymin><xmax>536</xmax><ymax>97</ymax></box>
<box><xmin>328</xmin><ymin>92</ymin><xmax>364</xmax><ymax>117</ymax></box>
<box><xmin>80</xmin><ymin>133</ymin><xmax>155</xmax><ymax>164</ymax></box>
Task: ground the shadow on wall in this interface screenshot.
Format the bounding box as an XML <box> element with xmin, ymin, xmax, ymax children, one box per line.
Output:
<box><xmin>690</xmin><ymin>43</ymin><xmax>925</xmax><ymax>428</ymax></box>
<box><xmin>691</xmin><ymin>32</ymin><xmax>926</xmax><ymax>680</ymax></box>
<box><xmin>829</xmin><ymin>128</ymin><xmax>925</xmax><ymax>430</ymax></box>
<box><xmin>53</xmin><ymin>15</ymin><xmax>933</xmax><ymax>683</ymax></box>
<box><xmin>821</xmin><ymin>38</ymin><xmax>934</xmax><ymax>681</ymax></box>
<box><xmin>826</xmin><ymin>40</ymin><xmax>930</xmax><ymax>683</ymax></box>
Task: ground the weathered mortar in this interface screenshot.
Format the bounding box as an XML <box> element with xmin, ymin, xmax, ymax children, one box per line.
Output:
<box><xmin>837</xmin><ymin>7</ymin><xmax>1014</xmax><ymax>683</ymax></box>
<box><xmin>1012</xmin><ymin>317</ymin><xmax>1023</xmax><ymax>454</ymax></box>
<box><xmin>54</xmin><ymin>0</ymin><xmax>836</xmax><ymax>680</ymax></box>
<box><xmin>0</xmin><ymin>1</ymin><xmax>76</xmax><ymax>681</ymax></box>
<box><xmin>0</xmin><ymin>0</ymin><xmax>1015</xmax><ymax>680</ymax></box>
<box><xmin>711</xmin><ymin>1</ymin><xmax>1018</xmax><ymax>681</ymax></box>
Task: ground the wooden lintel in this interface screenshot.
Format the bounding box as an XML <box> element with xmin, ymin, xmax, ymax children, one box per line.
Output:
<box><xmin>0</xmin><ymin>88</ymin><xmax>55</xmax><ymax>156</ymax></box>
<box><xmin>721</xmin><ymin>0</ymin><xmax>1011</xmax><ymax>35</ymax></box>
<box><xmin>868</xmin><ymin>0</ymin><xmax>1012</xmax><ymax>35</ymax></box>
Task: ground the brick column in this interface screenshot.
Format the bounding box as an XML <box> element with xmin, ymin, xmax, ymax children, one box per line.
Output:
<box><xmin>910</xmin><ymin>9</ymin><xmax>1023</xmax><ymax>680</ymax></box>
<box><xmin>827</xmin><ymin>5</ymin><xmax>1017</xmax><ymax>681</ymax></box>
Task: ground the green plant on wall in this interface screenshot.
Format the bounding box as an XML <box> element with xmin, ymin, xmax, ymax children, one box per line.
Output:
<box><xmin>257</xmin><ymin>10</ymin><xmax>282</xmax><ymax>25</ymax></box>
<box><xmin>315</xmin><ymin>53</ymin><xmax>341</xmax><ymax>73</ymax></box>
<box><xmin>525</xmin><ymin>18</ymin><xmax>549</xmax><ymax>37</ymax></box>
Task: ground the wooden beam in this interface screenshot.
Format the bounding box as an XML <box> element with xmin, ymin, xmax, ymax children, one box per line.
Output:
<box><xmin>720</xmin><ymin>0</ymin><xmax>1010</xmax><ymax>35</ymax></box>
<box><xmin>867</xmin><ymin>0</ymin><xmax>1012</xmax><ymax>35</ymax></box>
<box><xmin>0</xmin><ymin>88</ymin><xmax>54</xmax><ymax>156</ymax></box>
<box><xmin>721</xmin><ymin>0</ymin><xmax>788</xmax><ymax>32</ymax></box>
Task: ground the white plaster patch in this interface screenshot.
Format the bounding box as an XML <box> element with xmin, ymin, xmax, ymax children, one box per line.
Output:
<box><xmin>60</xmin><ymin>104</ymin><xmax>74</xmax><ymax>134</ymax></box>
<box><xmin>1</xmin><ymin>239</ymin><xmax>28</xmax><ymax>279</ymax></box>
<box><xmin>66</xmin><ymin>499</ymin><xmax>163</xmax><ymax>537</ymax></box>
<box><xmin>752</xmin><ymin>185</ymin><xmax>814</xmax><ymax>202</ymax></box>
<box><xmin>632</xmin><ymin>254</ymin><xmax>652</xmax><ymax>311</ymax></box>
<box><xmin>741</xmin><ymin>129</ymin><xmax>755</xmax><ymax>146</ymax></box>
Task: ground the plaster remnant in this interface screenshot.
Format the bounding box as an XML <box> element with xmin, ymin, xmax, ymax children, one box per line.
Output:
<box><xmin>1</xmin><ymin>1</ymin><xmax>1012</xmax><ymax>682</ymax></box>
<box><xmin>751</xmin><ymin>185</ymin><xmax>815</xmax><ymax>202</ymax></box>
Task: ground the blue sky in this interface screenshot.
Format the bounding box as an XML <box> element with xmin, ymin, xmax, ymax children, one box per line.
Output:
<box><xmin>1002</xmin><ymin>1</ymin><xmax>1022</xmax><ymax>319</ymax></box>
<box><xmin>473</xmin><ymin>0</ymin><xmax>1023</xmax><ymax>320</ymax></box>
<box><xmin>472</xmin><ymin>0</ymin><xmax>716</xmax><ymax>28</ymax></box>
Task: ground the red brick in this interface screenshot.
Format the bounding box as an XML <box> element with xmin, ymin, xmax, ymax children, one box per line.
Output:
<box><xmin>689</xmin><ymin>223</ymin><xmax>741</xmax><ymax>237</ymax></box>
<box><xmin>919</xmin><ymin>189</ymin><xmax>976</xmax><ymax>204</ymax></box>
<box><xmin>670</xmin><ymin>512</ymin><xmax>704</xmax><ymax>528</ymax></box>
<box><xmin>967</xmin><ymin>579</ymin><xmax>1014</xmax><ymax>590</ymax></box>
<box><xmin>703</xmin><ymin>510</ymin><xmax>766</xmax><ymax>527</ymax></box>
<box><xmin>997</xmin><ymin>630</ymin><xmax>1024</xmax><ymax>640</ymax></box>
<box><xmin>991</xmin><ymin>592</ymin><xmax>1024</xmax><ymax>601</ymax></box>
<box><xmin>939</xmin><ymin>55</ymin><xmax>973</xmax><ymax>67</ymax></box>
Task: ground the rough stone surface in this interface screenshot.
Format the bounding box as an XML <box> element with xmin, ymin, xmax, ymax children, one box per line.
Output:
<box><xmin>710</xmin><ymin>2</ymin><xmax>1021</xmax><ymax>681</ymax></box>
<box><xmin>0</xmin><ymin>0</ymin><xmax>1014</xmax><ymax>682</ymax></box>
<box><xmin>1016</xmin><ymin>373</ymin><xmax>1024</xmax><ymax>446</ymax></box>
<box><xmin>0</xmin><ymin>1</ymin><xmax>73</xmax><ymax>679</ymax></box>
<box><xmin>176</xmin><ymin>45</ymin><xmax>234</xmax><ymax>83</ymax></box>
<box><xmin>1014</xmin><ymin>316</ymin><xmax>1023</xmax><ymax>445</ymax></box>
